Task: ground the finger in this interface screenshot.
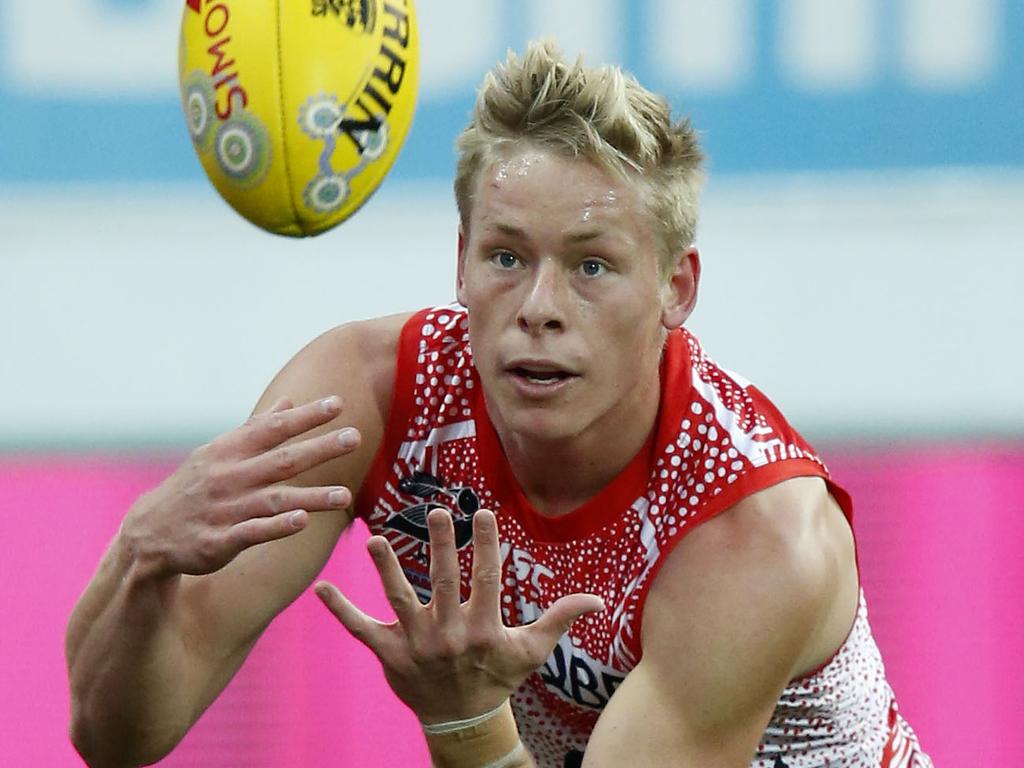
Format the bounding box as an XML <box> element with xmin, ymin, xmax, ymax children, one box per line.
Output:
<box><xmin>367</xmin><ymin>536</ymin><xmax>425</xmax><ymax>631</ymax></box>
<box><xmin>266</xmin><ymin>396</ymin><xmax>293</xmax><ymax>414</ymax></box>
<box><xmin>526</xmin><ymin>593</ymin><xmax>606</xmax><ymax>659</ymax></box>
<box><xmin>222</xmin><ymin>395</ymin><xmax>345</xmax><ymax>457</ymax></box>
<box><xmin>467</xmin><ymin>510</ymin><xmax>502</xmax><ymax>622</ymax></box>
<box><xmin>240</xmin><ymin>426</ymin><xmax>361</xmax><ymax>485</ymax></box>
<box><xmin>314</xmin><ymin>580</ymin><xmax>391</xmax><ymax>657</ymax></box>
<box><xmin>427</xmin><ymin>509</ymin><xmax>462</xmax><ymax>624</ymax></box>
<box><xmin>234</xmin><ymin>485</ymin><xmax>352</xmax><ymax>521</ymax></box>
<box><xmin>225</xmin><ymin>508</ymin><xmax>312</xmax><ymax>552</ymax></box>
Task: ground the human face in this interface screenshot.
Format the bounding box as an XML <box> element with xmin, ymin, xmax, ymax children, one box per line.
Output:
<box><xmin>457</xmin><ymin>147</ymin><xmax>691</xmax><ymax>448</ymax></box>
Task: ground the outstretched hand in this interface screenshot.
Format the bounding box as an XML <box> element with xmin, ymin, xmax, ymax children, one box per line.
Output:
<box><xmin>119</xmin><ymin>395</ymin><xmax>359</xmax><ymax>578</ymax></box>
<box><xmin>316</xmin><ymin>509</ymin><xmax>605</xmax><ymax>724</ymax></box>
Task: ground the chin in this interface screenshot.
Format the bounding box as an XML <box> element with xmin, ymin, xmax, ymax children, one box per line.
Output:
<box><xmin>491</xmin><ymin>398</ymin><xmax>586</xmax><ymax>445</ymax></box>
<box><xmin>511</xmin><ymin>415</ymin><xmax>580</xmax><ymax>444</ymax></box>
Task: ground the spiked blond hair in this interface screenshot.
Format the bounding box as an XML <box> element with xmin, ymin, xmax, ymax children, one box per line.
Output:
<box><xmin>454</xmin><ymin>40</ymin><xmax>705</xmax><ymax>264</ymax></box>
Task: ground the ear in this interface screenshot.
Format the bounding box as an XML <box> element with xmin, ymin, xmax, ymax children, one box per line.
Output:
<box><xmin>456</xmin><ymin>225</ymin><xmax>469</xmax><ymax>306</ymax></box>
<box><xmin>661</xmin><ymin>247</ymin><xmax>701</xmax><ymax>330</ymax></box>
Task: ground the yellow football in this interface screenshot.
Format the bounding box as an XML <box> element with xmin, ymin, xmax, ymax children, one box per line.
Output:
<box><xmin>178</xmin><ymin>0</ymin><xmax>418</xmax><ymax>237</ymax></box>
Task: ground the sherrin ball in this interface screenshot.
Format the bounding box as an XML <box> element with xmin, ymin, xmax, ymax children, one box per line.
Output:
<box><xmin>178</xmin><ymin>0</ymin><xmax>419</xmax><ymax>237</ymax></box>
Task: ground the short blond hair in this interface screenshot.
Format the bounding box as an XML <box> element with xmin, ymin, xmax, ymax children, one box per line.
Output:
<box><xmin>454</xmin><ymin>40</ymin><xmax>705</xmax><ymax>264</ymax></box>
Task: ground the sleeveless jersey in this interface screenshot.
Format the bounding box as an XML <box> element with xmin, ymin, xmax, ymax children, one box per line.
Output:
<box><xmin>356</xmin><ymin>305</ymin><xmax>931</xmax><ymax>768</ymax></box>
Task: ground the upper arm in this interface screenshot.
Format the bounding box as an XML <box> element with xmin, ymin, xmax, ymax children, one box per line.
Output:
<box><xmin>583</xmin><ymin>477</ymin><xmax>858</xmax><ymax>767</ymax></box>
<box><xmin>178</xmin><ymin>312</ymin><xmax>410</xmax><ymax>695</ymax></box>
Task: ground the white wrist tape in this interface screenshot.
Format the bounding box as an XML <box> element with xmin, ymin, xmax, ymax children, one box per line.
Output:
<box><xmin>420</xmin><ymin>700</ymin><xmax>508</xmax><ymax>735</ymax></box>
<box><xmin>483</xmin><ymin>741</ymin><xmax>526</xmax><ymax>768</ymax></box>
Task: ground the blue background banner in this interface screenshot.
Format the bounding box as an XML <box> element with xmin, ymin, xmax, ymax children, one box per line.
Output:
<box><xmin>1</xmin><ymin>0</ymin><xmax>1022</xmax><ymax>183</ymax></box>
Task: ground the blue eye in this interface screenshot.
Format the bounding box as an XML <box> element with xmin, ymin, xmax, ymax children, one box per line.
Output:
<box><xmin>494</xmin><ymin>251</ymin><xmax>519</xmax><ymax>269</ymax></box>
<box><xmin>580</xmin><ymin>259</ymin><xmax>606</xmax><ymax>277</ymax></box>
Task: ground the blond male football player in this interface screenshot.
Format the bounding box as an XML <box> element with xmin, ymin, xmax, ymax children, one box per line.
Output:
<box><xmin>67</xmin><ymin>42</ymin><xmax>931</xmax><ymax>767</ymax></box>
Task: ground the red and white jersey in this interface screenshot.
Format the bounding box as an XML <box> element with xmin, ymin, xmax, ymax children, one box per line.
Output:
<box><xmin>356</xmin><ymin>305</ymin><xmax>931</xmax><ymax>768</ymax></box>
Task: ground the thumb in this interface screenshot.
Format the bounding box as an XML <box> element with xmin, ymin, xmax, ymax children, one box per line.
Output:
<box><xmin>314</xmin><ymin>580</ymin><xmax>385</xmax><ymax>654</ymax></box>
<box><xmin>530</xmin><ymin>593</ymin><xmax>606</xmax><ymax>646</ymax></box>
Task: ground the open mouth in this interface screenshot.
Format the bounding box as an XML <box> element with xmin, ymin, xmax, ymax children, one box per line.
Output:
<box><xmin>509</xmin><ymin>366</ymin><xmax>576</xmax><ymax>385</ymax></box>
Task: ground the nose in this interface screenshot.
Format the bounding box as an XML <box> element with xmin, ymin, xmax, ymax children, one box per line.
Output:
<box><xmin>517</xmin><ymin>258</ymin><xmax>566</xmax><ymax>335</ymax></box>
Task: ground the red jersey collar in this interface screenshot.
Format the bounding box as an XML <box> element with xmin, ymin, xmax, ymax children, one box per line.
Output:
<box><xmin>472</xmin><ymin>328</ymin><xmax>693</xmax><ymax>542</ymax></box>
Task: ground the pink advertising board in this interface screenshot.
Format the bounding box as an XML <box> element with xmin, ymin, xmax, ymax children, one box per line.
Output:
<box><xmin>2</xmin><ymin>446</ymin><xmax>1021</xmax><ymax>765</ymax></box>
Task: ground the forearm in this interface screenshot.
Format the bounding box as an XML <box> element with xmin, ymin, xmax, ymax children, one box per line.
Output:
<box><xmin>67</xmin><ymin>531</ymin><xmax>196</xmax><ymax>767</ymax></box>
<box><xmin>423</xmin><ymin>701</ymin><xmax>536</xmax><ymax>768</ymax></box>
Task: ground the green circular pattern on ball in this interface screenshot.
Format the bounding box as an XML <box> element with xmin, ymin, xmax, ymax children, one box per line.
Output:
<box><xmin>299</xmin><ymin>94</ymin><xmax>343</xmax><ymax>140</ymax></box>
<box><xmin>214</xmin><ymin>112</ymin><xmax>271</xmax><ymax>188</ymax></box>
<box><xmin>304</xmin><ymin>174</ymin><xmax>350</xmax><ymax>213</ymax></box>
<box><xmin>181</xmin><ymin>71</ymin><xmax>216</xmax><ymax>153</ymax></box>
<box><xmin>359</xmin><ymin>121</ymin><xmax>389</xmax><ymax>161</ymax></box>
<box><xmin>315</xmin><ymin>108</ymin><xmax>335</xmax><ymax>130</ymax></box>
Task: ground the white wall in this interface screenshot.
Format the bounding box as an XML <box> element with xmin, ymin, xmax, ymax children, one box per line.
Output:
<box><xmin>2</xmin><ymin>170</ymin><xmax>1022</xmax><ymax>448</ymax></box>
<box><xmin>692</xmin><ymin>170</ymin><xmax>1024</xmax><ymax>439</ymax></box>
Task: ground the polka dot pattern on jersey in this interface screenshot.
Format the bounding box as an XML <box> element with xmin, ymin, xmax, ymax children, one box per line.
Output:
<box><xmin>358</xmin><ymin>305</ymin><xmax>932</xmax><ymax>768</ymax></box>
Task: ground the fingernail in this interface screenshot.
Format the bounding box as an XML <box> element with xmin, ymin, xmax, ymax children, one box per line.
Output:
<box><xmin>428</xmin><ymin>508</ymin><xmax>448</xmax><ymax>525</ymax></box>
<box><xmin>337</xmin><ymin>428</ymin><xmax>359</xmax><ymax>448</ymax></box>
<box><xmin>289</xmin><ymin>510</ymin><xmax>307</xmax><ymax>527</ymax></box>
<box><xmin>328</xmin><ymin>488</ymin><xmax>350</xmax><ymax>507</ymax></box>
<box><xmin>367</xmin><ymin>537</ymin><xmax>389</xmax><ymax>558</ymax></box>
<box><xmin>320</xmin><ymin>396</ymin><xmax>341</xmax><ymax>412</ymax></box>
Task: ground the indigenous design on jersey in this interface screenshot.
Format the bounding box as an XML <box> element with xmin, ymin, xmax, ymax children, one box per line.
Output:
<box><xmin>356</xmin><ymin>305</ymin><xmax>931</xmax><ymax>768</ymax></box>
<box><xmin>383</xmin><ymin>470</ymin><xmax>480</xmax><ymax>548</ymax></box>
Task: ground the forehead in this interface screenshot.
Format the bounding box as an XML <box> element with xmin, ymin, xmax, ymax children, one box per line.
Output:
<box><xmin>469</xmin><ymin>146</ymin><xmax>653</xmax><ymax>239</ymax></box>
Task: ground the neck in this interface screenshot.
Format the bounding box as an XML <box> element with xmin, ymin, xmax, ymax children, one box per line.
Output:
<box><xmin>496</xmin><ymin>371</ymin><xmax>662</xmax><ymax>518</ymax></box>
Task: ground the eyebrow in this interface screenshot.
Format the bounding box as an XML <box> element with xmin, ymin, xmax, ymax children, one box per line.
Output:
<box><xmin>488</xmin><ymin>222</ymin><xmax>608</xmax><ymax>244</ymax></box>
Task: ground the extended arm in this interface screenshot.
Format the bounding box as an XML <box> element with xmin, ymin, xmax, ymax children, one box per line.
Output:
<box><xmin>65</xmin><ymin>314</ymin><xmax>406</xmax><ymax>767</ymax></box>
<box><xmin>582</xmin><ymin>476</ymin><xmax>860</xmax><ymax>766</ymax></box>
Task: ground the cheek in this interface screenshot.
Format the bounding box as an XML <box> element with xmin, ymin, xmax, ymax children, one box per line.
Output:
<box><xmin>589</xmin><ymin>321</ymin><xmax>661</xmax><ymax>385</ymax></box>
<box><xmin>463</xmin><ymin>264</ymin><xmax>517</xmax><ymax>308</ymax></box>
<box><xmin>467</xmin><ymin>319</ymin><xmax>503</xmax><ymax>376</ymax></box>
<box><xmin>584</xmin><ymin>287</ymin><xmax>663</xmax><ymax>346</ymax></box>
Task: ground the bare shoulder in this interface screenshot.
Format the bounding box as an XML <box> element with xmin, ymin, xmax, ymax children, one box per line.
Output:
<box><xmin>585</xmin><ymin>477</ymin><xmax>859</xmax><ymax>763</ymax></box>
<box><xmin>680</xmin><ymin>477</ymin><xmax>853</xmax><ymax>587</ymax></box>
<box><xmin>346</xmin><ymin>311</ymin><xmax>414</xmax><ymax>410</ymax></box>
<box><xmin>640</xmin><ymin>476</ymin><xmax>859</xmax><ymax>724</ymax></box>
<box><xmin>260</xmin><ymin>311</ymin><xmax>413</xmax><ymax>421</ymax></box>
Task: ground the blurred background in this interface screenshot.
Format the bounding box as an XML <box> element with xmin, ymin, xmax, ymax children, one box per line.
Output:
<box><xmin>2</xmin><ymin>0</ymin><xmax>1022</xmax><ymax>765</ymax></box>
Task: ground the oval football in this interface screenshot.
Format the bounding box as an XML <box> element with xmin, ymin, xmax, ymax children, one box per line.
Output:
<box><xmin>178</xmin><ymin>0</ymin><xmax>419</xmax><ymax>237</ymax></box>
